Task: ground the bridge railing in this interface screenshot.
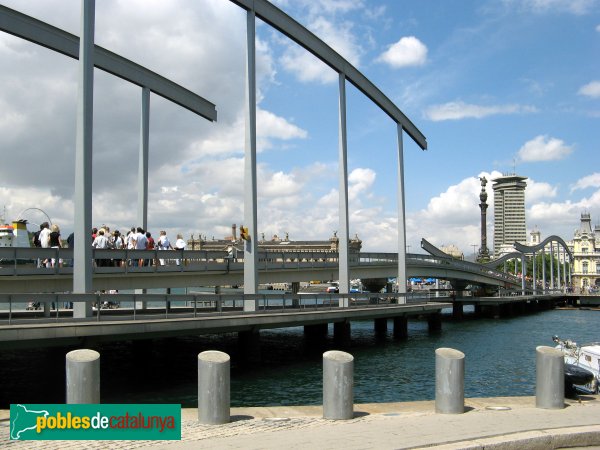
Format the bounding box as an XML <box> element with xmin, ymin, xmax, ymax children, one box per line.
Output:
<box><xmin>0</xmin><ymin>291</ymin><xmax>433</xmax><ymax>324</ymax></box>
<box><xmin>0</xmin><ymin>248</ymin><xmax>349</xmax><ymax>275</ymax></box>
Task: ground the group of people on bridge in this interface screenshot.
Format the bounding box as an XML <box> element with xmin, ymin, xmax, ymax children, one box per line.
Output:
<box><xmin>31</xmin><ymin>223</ymin><xmax>187</xmax><ymax>268</ymax></box>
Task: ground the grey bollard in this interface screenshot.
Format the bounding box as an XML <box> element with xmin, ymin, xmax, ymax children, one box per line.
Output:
<box><xmin>536</xmin><ymin>346</ymin><xmax>564</xmax><ymax>409</ymax></box>
<box><xmin>198</xmin><ymin>350</ymin><xmax>230</xmax><ymax>424</ymax></box>
<box><xmin>435</xmin><ymin>347</ymin><xmax>465</xmax><ymax>414</ymax></box>
<box><xmin>323</xmin><ymin>350</ymin><xmax>354</xmax><ymax>420</ymax></box>
<box><xmin>66</xmin><ymin>349</ymin><xmax>100</xmax><ymax>404</ymax></box>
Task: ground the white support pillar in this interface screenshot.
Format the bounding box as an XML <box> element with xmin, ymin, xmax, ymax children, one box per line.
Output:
<box><xmin>138</xmin><ymin>87</ymin><xmax>150</xmax><ymax>230</ymax></box>
<box><xmin>396</xmin><ymin>123</ymin><xmax>407</xmax><ymax>304</ymax></box>
<box><xmin>532</xmin><ymin>251</ymin><xmax>537</xmax><ymax>294</ymax></box>
<box><xmin>563</xmin><ymin>247</ymin><xmax>568</xmax><ymax>293</ymax></box>
<box><xmin>337</xmin><ymin>72</ymin><xmax>350</xmax><ymax>307</ymax></box>
<box><xmin>556</xmin><ymin>245</ymin><xmax>562</xmax><ymax>291</ymax></box>
<box><xmin>521</xmin><ymin>254</ymin><xmax>526</xmax><ymax>294</ymax></box>
<box><xmin>135</xmin><ymin>87</ymin><xmax>150</xmax><ymax>308</ymax></box>
<box><xmin>243</xmin><ymin>8</ymin><xmax>258</xmax><ymax>310</ymax></box>
<box><xmin>73</xmin><ymin>0</ymin><xmax>95</xmax><ymax>319</ymax></box>
<box><xmin>549</xmin><ymin>242</ymin><xmax>554</xmax><ymax>290</ymax></box>
<box><xmin>542</xmin><ymin>248</ymin><xmax>546</xmax><ymax>293</ymax></box>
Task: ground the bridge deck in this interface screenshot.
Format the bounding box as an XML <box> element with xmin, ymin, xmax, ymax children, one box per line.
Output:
<box><xmin>0</xmin><ymin>302</ymin><xmax>449</xmax><ymax>349</ymax></box>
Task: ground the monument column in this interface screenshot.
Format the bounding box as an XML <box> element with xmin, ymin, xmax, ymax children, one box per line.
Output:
<box><xmin>477</xmin><ymin>176</ymin><xmax>490</xmax><ymax>262</ymax></box>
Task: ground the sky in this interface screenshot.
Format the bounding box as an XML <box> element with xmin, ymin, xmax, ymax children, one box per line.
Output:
<box><xmin>0</xmin><ymin>0</ymin><xmax>599</xmax><ymax>259</ymax></box>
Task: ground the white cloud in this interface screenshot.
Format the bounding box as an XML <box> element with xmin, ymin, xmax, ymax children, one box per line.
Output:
<box><xmin>510</xmin><ymin>0</ymin><xmax>598</xmax><ymax>15</ymax></box>
<box><xmin>526</xmin><ymin>180</ymin><xmax>557</xmax><ymax>202</ymax></box>
<box><xmin>596</xmin><ymin>24</ymin><xmax>600</xmax><ymax>32</ymax></box>
<box><xmin>571</xmin><ymin>173</ymin><xmax>600</xmax><ymax>192</ymax></box>
<box><xmin>377</xmin><ymin>36</ymin><xmax>428</xmax><ymax>68</ymax></box>
<box><xmin>517</xmin><ymin>135</ymin><xmax>574</xmax><ymax>162</ymax></box>
<box><xmin>424</xmin><ymin>101</ymin><xmax>537</xmax><ymax>121</ymax></box>
<box><xmin>280</xmin><ymin>16</ymin><xmax>362</xmax><ymax>84</ymax></box>
<box><xmin>578</xmin><ymin>80</ymin><xmax>600</xmax><ymax>98</ymax></box>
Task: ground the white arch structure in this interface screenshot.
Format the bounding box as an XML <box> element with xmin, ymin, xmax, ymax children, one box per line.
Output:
<box><xmin>1</xmin><ymin>0</ymin><xmax>427</xmax><ymax>316</ymax></box>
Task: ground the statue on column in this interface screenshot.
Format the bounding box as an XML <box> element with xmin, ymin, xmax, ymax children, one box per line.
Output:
<box><xmin>477</xmin><ymin>176</ymin><xmax>490</xmax><ymax>262</ymax></box>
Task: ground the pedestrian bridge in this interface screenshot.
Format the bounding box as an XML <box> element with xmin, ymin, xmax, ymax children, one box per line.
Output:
<box><xmin>0</xmin><ymin>246</ymin><xmax>521</xmax><ymax>294</ymax></box>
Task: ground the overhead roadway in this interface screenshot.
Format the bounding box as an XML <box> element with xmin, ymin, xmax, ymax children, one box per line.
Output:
<box><xmin>0</xmin><ymin>5</ymin><xmax>217</xmax><ymax>121</ymax></box>
<box><xmin>229</xmin><ymin>0</ymin><xmax>427</xmax><ymax>150</ymax></box>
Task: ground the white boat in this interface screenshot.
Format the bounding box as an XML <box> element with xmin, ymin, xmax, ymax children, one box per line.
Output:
<box><xmin>553</xmin><ymin>335</ymin><xmax>600</xmax><ymax>394</ymax></box>
<box><xmin>0</xmin><ymin>220</ymin><xmax>31</xmax><ymax>248</ymax></box>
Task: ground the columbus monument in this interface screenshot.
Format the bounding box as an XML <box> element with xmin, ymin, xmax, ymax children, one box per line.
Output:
<box><xmin>477</xmin><ymin>176</ymin><xmax>491</xmax><ymax>262</ymax></box>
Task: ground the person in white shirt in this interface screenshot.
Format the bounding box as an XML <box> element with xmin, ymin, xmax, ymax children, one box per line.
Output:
<box><xmin>174</xmin><ymin>234</ymin><xmax>186</xmax><ymax>266</ymax></box>
<box><xmin>38</xmin><ymin>222</ymin><xmax>51</xmax><ymax>268</ymax></box>
<box><xmin>92</xmin><ymin>229</ymin><xmax>109</xmax><ymax>267</ymax></box>
<box><xmin>157</xmin><ymin>230</ymin><xmax>172</xmax><ymax>266</ymax></box>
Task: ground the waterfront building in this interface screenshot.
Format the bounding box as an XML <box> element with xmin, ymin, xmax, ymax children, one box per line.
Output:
<box><xmin>567</xmin><ymin>213</ymin><xmax>600</xmax><ymax>292</ymax></box>
<box><xmin>187</xmin><ymin>224</ymin><xmax>363</xmax><ymax>256</ymax></box>
<box><xmin>440</xmin><ymin>244</ymin><xmax>464</xmax><ymax>260</ymax></box>
<box><xmin>492</xmin><ymin>174</ymin><xmax>528</xmax><ymax>256</ymax></box>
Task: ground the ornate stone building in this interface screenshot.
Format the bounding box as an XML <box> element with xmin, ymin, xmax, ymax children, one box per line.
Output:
<box><xmin>568</xmin><ymin>213</ymin><xmax>600</xmax><ymax>292</ymax></box>
<box><xmin>187</xmin><ymin>224</ymin><xmax>363</xmax><ymax>255</ymax></box>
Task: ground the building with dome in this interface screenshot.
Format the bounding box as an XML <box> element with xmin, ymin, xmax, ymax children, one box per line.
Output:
<box><xmin>567</xmin><ymin>213</ymin><xmax>600</xmax><ymax>293</ymax></box>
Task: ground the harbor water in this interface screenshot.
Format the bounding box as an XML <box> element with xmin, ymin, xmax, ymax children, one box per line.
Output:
<box><xmin>0</xmin><ymin>308</ymin><xmax>597</xmax><ymax>408</ymax></box>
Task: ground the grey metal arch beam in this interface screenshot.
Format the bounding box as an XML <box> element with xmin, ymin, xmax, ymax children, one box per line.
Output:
<box><xmin>229</xmin><ymin>0</ymin><xmax>426</xmax><ymax>150</ymax></box>
<box><xmin>514</xmin><ymin>235</ymin><xmax>573</xmax><ymax>260</ymax></box>
<box><xmin>482</xmin><ymin>252</ymin><xmax>524</xmax><ymax>268</ymax></box>
<box><xmin>0</xmin><ymin>5</ymin><xmax>217</xmax><ymax>121</ymax></box>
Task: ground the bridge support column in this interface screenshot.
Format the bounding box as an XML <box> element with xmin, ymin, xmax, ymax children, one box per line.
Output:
<box><xmin>334</xmin><ymin>321</ymin><xmax>351</xmax><ymax>347</ymax></box>
<box><xmin>473</xmin><ymin>303</ymin><xmax>482</xmax><ymax>317</ymax></box>
<box><xmin>374</xmin><ymin>318</ymin><xmax>387</xmax><ymax>337</ymax></box>
<box><xmin>452</xmin><ymin>302</ymin><xmax>463</xmax><ymax>320</ymax></box>
<box><xmin>238</xmin><ymin>329</ymin><xmax>260</xmax><ymax>364</ymax></box>
<box><xmin>43</xmin><ymin>300</ymin><xmax>51</xmax><ymax>318</ymax></box>
<box><xmin>393</xmin><ymin>316</ymin><xmax>408</xmax><ymax>339</ymax></box>
<box><xmin>66</xmin><ymin>349</ymin><xmax>100</xmax><ymax>404</ymax></box>
<box><xmin>292</xmin><ymin>282</ymin><xmax>300</xmax><ymax>307</ymax></box>
<box><xmin>428</xmin><ymin>312</ymin><xmax>442</xmax><ymax>333</ymax></box>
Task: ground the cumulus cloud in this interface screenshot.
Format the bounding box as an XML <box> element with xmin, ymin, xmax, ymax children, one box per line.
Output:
<box><xmin>377</xmin><ymin>36</ymin><xmax>428</xmax><ymax>68</ymax></box>
<box><xmin>424</xmin><ymin>101</ymin><xmax>537</xmax><ymax>121</ymax></box>
<box><xmin>571</xmin><ymin>173</ymin><xmax>600</xmax><ymax>192</ymax></box>
<box><xmin>280</xmin><ymin>16</ymin><xmax>362</xmax><ymax>84</ymax></box>
<box><xmin>578</xmin><ymin>81</ymin><xmax>600</xmax><ymax>98</ymax></box>
<box><xmin>517</xmin><ymin>135</ymin><xmax>574</xmax><ymax>162</ymax></box>
<box><xmin>526</xmin><ymin>180</ymin><xmax>557</xmax><ymax>202</ymax></box>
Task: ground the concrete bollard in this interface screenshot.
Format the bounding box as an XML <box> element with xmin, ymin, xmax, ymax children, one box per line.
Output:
<box><xmin>323</xmin><ymin>350</ymin><xmax>354</xmax><ymax>420</ymax></box>
<box><xmin>435</xmin><ymin>347</ymin><xmax>465</xmax><ymax>414</ymax></box>
<box><xmin>66</xmin><ymin>349</ymin><xmax>100</xmax><ymax>404</ymax></box>
<box><xmin>198</xmin><ymin>350</ymin><xmax>230</xmax><ymax>424</ymax></box>
<box><xmin>536</xmin><ymin>346</ymin><xmax>564</xmax><ymax>409</ymax></box>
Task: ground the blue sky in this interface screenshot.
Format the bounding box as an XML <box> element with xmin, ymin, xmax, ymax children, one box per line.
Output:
<box><xmin>0</xmin><ymin>0</ymin><xmax>599</xmax><ymax>257</ymax></box>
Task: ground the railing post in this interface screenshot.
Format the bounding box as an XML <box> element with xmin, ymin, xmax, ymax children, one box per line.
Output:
<box><xmin>536</xmin><ymin>346</ymin><xmax>564</xmax><ymax>409</ymax></box>
<box><xmin>198</xmin><ymin>350</ymin><xmax>230</xmax><ymax>424</ymax></box>
<box><xmin>323</xmin><ymin>350</ymin><xmax>354</xmax><ymax>420</ymax></box>
<box><xmin>435</xmin><ymin>347</ymin><xmax>465</xmax><ymax>414</ymax></box>
<box><xmin>66</xmin><ymin>349</ymin><xmax>100</xmax><ymax>404</ymax></box>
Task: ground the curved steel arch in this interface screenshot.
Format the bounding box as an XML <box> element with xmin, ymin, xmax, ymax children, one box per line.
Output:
<box><xmin>514</xmin><ymin>235</ymin><xmax>573</xmax><ymax>260</ymax></box>
<box><xmin>230</xmin><ymin>0</ymin><xmax>427</xmax><ymax>150</ymax></box>
<box><xmin>482</xmin><ymin>252</ymin><xmax>525</xmax><ymax>269</ymax></box>
<box><xmin>0</xmin><ymin>5</ymin><xmax>217</xmax><ymax>121</ymax></box>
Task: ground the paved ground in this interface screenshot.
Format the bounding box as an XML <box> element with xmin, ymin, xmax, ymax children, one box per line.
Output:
<box><xmin>1</xmin><ymin>395</ymin><xmax>599</xmax><ymax>449</ymax></box>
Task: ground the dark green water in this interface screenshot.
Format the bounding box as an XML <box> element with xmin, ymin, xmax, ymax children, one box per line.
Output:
<box><xmin>0</xmin><ymin>308</ymin><xmax>597</xmax><ymax>408</ymax></box>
